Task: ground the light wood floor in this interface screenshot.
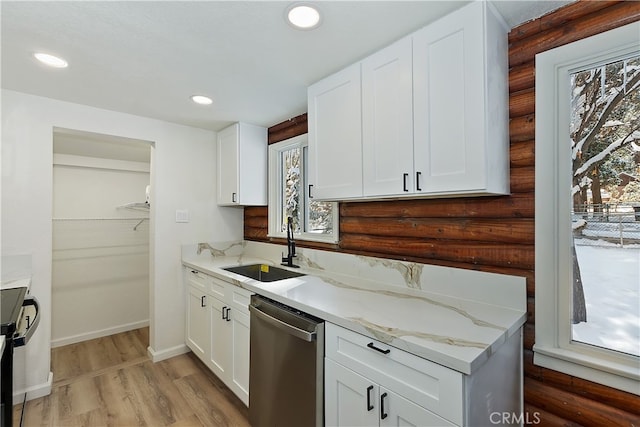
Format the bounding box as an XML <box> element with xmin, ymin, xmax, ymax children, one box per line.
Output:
<box><xmin>13</xmin><ymin>328</ymin><xmax>250</xmax><ymax>426</ymax></box>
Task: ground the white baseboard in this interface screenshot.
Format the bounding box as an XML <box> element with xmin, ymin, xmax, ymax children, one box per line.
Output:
<box><xmin>147</xmin><ymin>343</ymin><xmax>189</xmax><ymax>362</ymax></box>
<box><xmin>51</xmin><ymin>320</ymin><xmax>150</xmax><ymax>348</ymax></box>
<box><xmin>13</xmin><ymin>371</ymin><xmax>53</xmax><ymax>402</ymax></box>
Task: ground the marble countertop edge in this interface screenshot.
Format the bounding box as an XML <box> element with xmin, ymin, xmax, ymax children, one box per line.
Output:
<box><xmin>182</xmin><ymin>255</ymin><xmax>527</xmax><ymax>375</ymax></box>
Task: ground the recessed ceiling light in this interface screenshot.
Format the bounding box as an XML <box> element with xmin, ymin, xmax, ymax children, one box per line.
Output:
<box><xmin>286</xmin><ymin>3</ymin><xmax>321</xmax><ymax>30</ymax></box>
<box><xmin>34</xmin><ymin>52</ymin><xmax>68</xmax><ymax>68</ymax></box>
<box><xmin>191</xmin><ymin>95</ymin><xmax>213</xmax><ymax>105</ymax></box>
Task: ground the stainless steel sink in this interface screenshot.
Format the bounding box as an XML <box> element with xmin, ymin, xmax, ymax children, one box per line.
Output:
<box><xmin>223</xmin><ymin>264</ymin><xmax>305</xmax><ymax>282</ymax></box>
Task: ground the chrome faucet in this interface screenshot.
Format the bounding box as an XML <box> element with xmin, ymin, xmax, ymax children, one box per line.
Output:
<box><xmin>281</xmin><ymin>217</ymin><xmax>300</xmax><ymax>268</ymax></box>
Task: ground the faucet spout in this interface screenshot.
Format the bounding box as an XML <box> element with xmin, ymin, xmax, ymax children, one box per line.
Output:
<box><xmin>281</xmin><ymin>217</ymin><xmax>300</xmax><ymax>268</ymax></box>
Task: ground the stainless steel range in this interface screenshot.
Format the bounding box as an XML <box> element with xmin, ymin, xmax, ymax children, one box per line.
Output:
<box><xmin>1</xmin><ymin>287</ymin><xmax>40</xmax><ymax>427</ymax></box>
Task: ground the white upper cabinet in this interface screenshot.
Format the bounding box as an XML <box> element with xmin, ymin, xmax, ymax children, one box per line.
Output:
<box><xmin>362</xmin><ymin>37</ymin><xmax>414</xmax><ymax>197</ymax></box>
<box><xmin>307</xmin><ymin>1</ymin><xmax>509</xmax><ymax>201</ymax></box>
<box><xmin>308</xmin><ymin>62</ymin><xmax>363</xmax><ymax>200</ymax></box>
<box><xmin>413</xmin><ymin>0</ymin><xmax>509</xmax><ymax>196</ymax></box>
<box><xmin>217</xmin><ymin>122</ymin><xmax>267</xmax><ymax>206</ymax></box>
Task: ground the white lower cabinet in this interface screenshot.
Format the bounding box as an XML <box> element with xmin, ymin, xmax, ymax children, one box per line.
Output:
<box><xmin>228</xmin><ymin>299</ymin><xmax>250</xmax><ymax>403</ymax></box>
<box><xmin>325</xmin><ymin>323</ymin><xmax>523</xmax><ymax>427</ymax></box>
<box><xmin>185</xmin><ymin>269</ymin><xmax>252</xmax><ymax>406</ymax></box>
<box><xmin>186</xmin><ymin>284</ymin><xmax>209</xmax><ymax>361</ymax></box>
<box><xmin>380</xmin><ymin>387</ymin><xmax>452</xmax><ymax>427</ymax></box>
<box><xmin>325</xmin><ymin>322</ymin><xmax>459</xmax><ymax>427</ymax></box>
<box><xmin>208</xmin><ymin>294</ymin><xmax>231</xmax><ymax>380</ymax></box>
<box><xmin>325</xmin><ymin>358</ymin><xmax>453</xmax><ymax>427</ymax></box>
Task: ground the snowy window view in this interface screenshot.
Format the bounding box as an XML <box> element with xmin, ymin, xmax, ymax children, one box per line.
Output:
<box><xmin>570</xmin><ymin>55</ymin><xmax>640</xmax><ymax>357</ymax></box>
<box><xmin>281</xmin><ymin>146</ymin><xmax>302</xmax><ymax>232</ymax></box>
<box><xmin>279</xmin><ymin>144</ymin><xmax>334</xmax><ymax>236</ymax></box>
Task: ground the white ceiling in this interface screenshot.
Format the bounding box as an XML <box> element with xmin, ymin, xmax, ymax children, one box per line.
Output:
<box><xmin>2</xmin><ymin>1</ymin><xmax>572</xmax><ymax>133</ymax></box>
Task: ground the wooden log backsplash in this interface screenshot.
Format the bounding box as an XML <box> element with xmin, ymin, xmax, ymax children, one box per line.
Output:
<box><xmin>245</xmin><ymin>1</ymin><xmax>640</xmax><ymax>423</ymax></box>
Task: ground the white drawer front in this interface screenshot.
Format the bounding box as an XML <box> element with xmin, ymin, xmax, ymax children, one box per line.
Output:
<box><xmin>228</xmin><ymin>286</ymin><xmax>252</xmax><ymax>312</ymax></box>
<box><xmin>325</xmin><ymin>323</ymin><xmax>463</xmax><ymax>425</ymax></box>
<box><xmin>209</xmin><ymin>276</ymin><xmax>226</xmax><ymax>299</ymax></box>
<box><xmin>187</xmin><ymin>269</ymin><xmax>210</xmax><ymax>291</ymax></box>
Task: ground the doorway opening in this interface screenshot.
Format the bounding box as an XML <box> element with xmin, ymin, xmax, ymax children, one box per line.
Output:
<box><xmin>51</xmin><ymin>128</ymin><xmax>153</xmax><ymax>348</ymax></box>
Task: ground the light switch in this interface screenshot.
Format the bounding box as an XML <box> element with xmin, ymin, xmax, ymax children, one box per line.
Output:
<box><xmin>175</xmin><ymin>209</ymin><xmax>190</xmax><ymax>223</ymax></box>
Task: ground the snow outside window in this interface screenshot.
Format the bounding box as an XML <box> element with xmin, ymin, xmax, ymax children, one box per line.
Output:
<box><xmin>267</xmin><ymin>134</ymin><xmax>338</xmax><ymax>244</ymax></box>
<box><xmin>535</xmin><ymin>21</ymin><xmax>640</xmax><ymax>395</ymax></box>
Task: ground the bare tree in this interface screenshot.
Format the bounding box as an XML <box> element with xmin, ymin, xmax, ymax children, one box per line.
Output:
<box><xmin>570</xmin><ymin>56</ymin><xmax>640</xmax><ymax>324</ymax></box>
<box><xmin>571</xmin><ymin>57</ymin><xmax>640</xmax><ymax>212</ymax></box>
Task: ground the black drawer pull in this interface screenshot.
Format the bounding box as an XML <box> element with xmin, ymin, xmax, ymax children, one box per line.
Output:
<box><xmin>402</xmin><ymin>173</ymin><xmax>409</xmax><ymax>192</ymax></box>
<box><xmin>367</xmin><ymin>342</ymin><xmax>390</xmax><ymax>354</ymax></box>
<box><xmin>222</xmin><ymin>306</ymin><xmax>228</xmax><ymax>320</ymax></box>
<box><xmin>225</xmin><ymin>307</ymin><xmax>231</xmax><ymax>321</ymax></box>
<box><xmin>366</xmin><ymin>385</ymin><xmax>374</xmax><ymax>411</ymax></box>
<box><xmin>200</xmin><ymin>296</ymin><xmax>206</xmax><ymax>307</ymax></box>
<box><xmin>309</xmin><ymin>184</ymin><xmax>314</xmax><ymax>199</ymax></box>
<box><xmin>416</xmin><ymin>171</ymin><xmax>422</xmax><ymax>191</ymax></box>
<box><xmin>380</xmin><ymin>392</ymin><xmax>388</xmax><ymax>420</ymax></box>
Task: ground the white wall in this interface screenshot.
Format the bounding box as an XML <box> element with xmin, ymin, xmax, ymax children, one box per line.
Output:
<box><xmin>1</xmin><ymin>89</ymin><xmax>244</xmax><ymax>398</ymax></box>
<box><xmin>52</xmin><ymin>155</ymin><xmax>151</xmax><ymax>345</ymax></box>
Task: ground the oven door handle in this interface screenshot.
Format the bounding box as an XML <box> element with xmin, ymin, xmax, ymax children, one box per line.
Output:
<box><xmin>14</xmin><ymin>296</ymin><xmax>40</xmax><ymax>347</ymax></box>
<box><xmin>249</xmin><ymin>304</ymin><xmax>316</xmax><ymax>342</ymax></box>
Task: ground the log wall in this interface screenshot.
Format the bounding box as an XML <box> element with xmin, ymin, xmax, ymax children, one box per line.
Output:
<box><xmin>245</xmin><ymin>2</ymin><xmax>640</xmax><ymax>424</ymax></box>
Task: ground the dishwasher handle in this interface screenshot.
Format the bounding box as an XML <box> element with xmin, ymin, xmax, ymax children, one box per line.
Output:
<box><xmin>249</xmin><ymin>304</ymin><xmax>317</xmax><ymax>342</ymax></box>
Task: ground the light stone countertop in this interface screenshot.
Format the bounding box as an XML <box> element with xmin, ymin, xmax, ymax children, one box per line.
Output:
<box><xmin>182</xmin><ymin>241</ymin><xmax>527</xmax><ymax>375</ymax></box>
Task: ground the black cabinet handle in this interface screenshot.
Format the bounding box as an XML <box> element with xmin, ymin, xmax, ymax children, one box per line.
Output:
<box><xmin>403</xmin><ymin>173</ymin><xmax>409</xmax><ymax>192</ymax></box>
<box><xmin>380</xmin><ymin>392</ymin><xmax>388</xmax><ymax>420</ymax></box>
<box><xmin>416</xmin><ymin>171</ymin><xmax>422</xmax><ymax>191</ymax></box>
<box><xmin>225</xmin><ymin>307</ymin><xmax>231</xmax><ymax>321</ymax></box>
<box><xmin>222</xmin><ymin>306</ymin><xmax>228</xmax><ymax>320</ymax></box>
<box><xmin>309</xmin><ymin>184</ymin><xmax>314</xmax><ymax>199</ymax></box>
<box><xmin>366</xmin><ymin>385</ymin><xmax>374</xmax><ymax>411</ymax></box>
<box><xmin>367</xmin><ymin>342</ymin><xmax>391</xmax><ymax>354</ymax></box>
<box><xmin>200</xmin><ymin>296</ymin><xmax>206</xmax><ymax>308</ymax></box>
<box><xmin>191</xmin><ymin>270</ymin><xmax>198</xmax><ymax>274</ymax></box>
<box><xmin>232</xmin><ymin>192</ymin><xmax>237</xmax><ymax>203</ymax></box>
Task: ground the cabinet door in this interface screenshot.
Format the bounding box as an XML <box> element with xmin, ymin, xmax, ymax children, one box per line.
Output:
<box><xmin>186</xmin><ymin>286</ymin><xmax>209</xmax><ymax>361</ymax></box>
<box><xmin>229</xmin><ymin>307</ymin><xmax>250</xmax><ymax>406</ymax></box>
<box><xmin>217</xmin><ymin>124</ymin><xmax>239</xmax><ymax>205</ymax></box>
<box><xmin>209</xmin><ymin>295</ymin><xmax>231</xmax><ymax>379</ymax></box>
<box><xmin>308</xmin><ymin>62</ymin><xmax>363</xmax><ymax>200</ymax></box>
<box><xmin>362</xmin><ymin>36</ymin><xmax>414</xmax><ymax>197</ymax></box>
<box><xmin>235</xmin><ymin>123</ymin><xmax>268</xmax><ymax>206</ymax></box>
<box><xmin>413</xmin><ymin>1</ymin><xmax>486</xmax><ymax>194</ymax></box>
<box><xmin>325</xmin><ymin>358</ymin><xmax>379</xmax><ymax>427</ymax></box>
<box><xmin>380</xmin><ymin>388</ymin><xmax>455</xmax><ymax>427</ymax></box>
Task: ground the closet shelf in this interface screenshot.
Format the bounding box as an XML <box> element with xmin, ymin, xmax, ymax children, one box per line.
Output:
<box><xmin>118</xmin><ymin>202</ymin><xmax>150</xmax><ymax>212</ymax></box>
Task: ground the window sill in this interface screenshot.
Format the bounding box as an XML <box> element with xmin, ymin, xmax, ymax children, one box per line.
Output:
<box><xmin>267</xmin><ymin>233</ymin><xmax>339</xmax><ymax>245</ymax></box>
<box><xmin>533</xmin><ymin>345</ymin><xmax>640</xmax><ymax>395</ymax></box>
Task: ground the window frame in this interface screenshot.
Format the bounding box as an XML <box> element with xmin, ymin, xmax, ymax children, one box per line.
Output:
<box><xmin>534</xmin><ymin>21</ymin><xmax>640</xmax><ymax>395</ymax></box>
<box><xmin>268</xmin><ymin>134</ymin><xmax>339</xmax><ymax>244</ymax></box>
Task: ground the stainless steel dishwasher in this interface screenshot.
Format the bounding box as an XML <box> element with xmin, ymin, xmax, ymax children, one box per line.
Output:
<box><xmin>248</xmin><ymin>295</ymin><xmax>324</xmax><ymax>427</ymax></box>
